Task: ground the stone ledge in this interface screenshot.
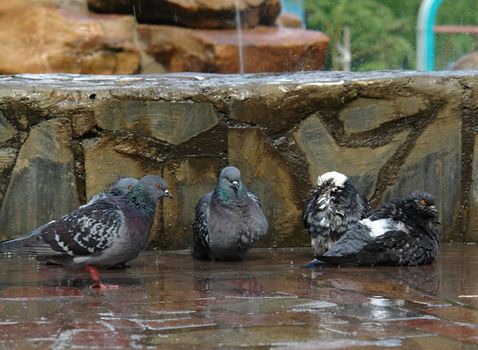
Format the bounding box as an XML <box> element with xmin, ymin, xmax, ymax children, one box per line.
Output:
<box><xmin>0</xmin><ymin>71</ymin><xmax>476</xmax><ymax>246</ymax></box>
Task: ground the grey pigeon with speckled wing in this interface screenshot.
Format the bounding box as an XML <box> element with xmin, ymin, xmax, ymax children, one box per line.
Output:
<box><xmin>192</xmin><ymin>166</ymin><xmax>268</xmax><ymax>261</ymax></box>
<box><xmin>315</xmin><ymin>192</ymin><xmax>440</xmax><ymax>266</ymax></box>
<box><xmin>0</xmin><ymin>175</ymin><xmax>172</xmax><ymax>287</ymax></box>
<box><xmin>302</xmin><ymin>171</ymin><xmax>368</xmax><ymax>258</ymax></box>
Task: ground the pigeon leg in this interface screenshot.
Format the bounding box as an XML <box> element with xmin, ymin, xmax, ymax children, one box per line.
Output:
<box><xmin>85</xmin><ymin>265</ymin><xmax>118</xmax><ymax>289</ymax></box>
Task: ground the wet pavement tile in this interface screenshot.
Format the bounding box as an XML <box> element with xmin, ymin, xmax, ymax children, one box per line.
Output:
<box><xmin>0</xmin><ymin>244</ymin><xmax>477</xmax><ymax>349</ymax></box>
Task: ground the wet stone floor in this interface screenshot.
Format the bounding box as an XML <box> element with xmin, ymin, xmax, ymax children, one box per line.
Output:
<box><xmin>0</xmin><ymin>244</ymin><xmax>478</xmax><ymax>349</ymax></box>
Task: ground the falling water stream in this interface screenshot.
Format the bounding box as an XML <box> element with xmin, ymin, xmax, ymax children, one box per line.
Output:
<box><xmin>234</xmin><ymin>0</ymin><xmax>245</xmax><ymax>75</ymax></box>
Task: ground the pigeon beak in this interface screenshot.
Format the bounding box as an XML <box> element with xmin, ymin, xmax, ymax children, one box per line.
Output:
<box><xmin>231</xmin><ymin>181</ymin><xmax>239</xmax><ymax>194</ymax></box>
<box><xmin>429</xmin><ymin>205</ymin><xmax>438</xmax><ymax>214</ymax></box>
<box><xmin>164</xmin><ymin>190</ymin><xmax>173</xmax><ymax>199</ymax></box>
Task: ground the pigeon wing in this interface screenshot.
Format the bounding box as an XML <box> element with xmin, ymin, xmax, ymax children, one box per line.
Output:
<box><xmin>319</xmin><ymin>230</ymin><xmax>415</xmax><ymax>266</ymax></box>
<box><xmin>367</xmin><ymin>201</ymin><xmax>403</xmax><ymax>221</ymax></box>
<box><xmin>192</xmin><ymin>192</ymin><xmax>211</xmax><ymax>259</ymax></box>
<box><xmin>38</xmin><ymin>201</ymin><xmax>124</xmax><ymax>257</ymax></box>
<box><xmin>355</xmin><ymin>229</ymin><xmax>437</xmax><ymax>266</ymax></box>
<box><xmin>246</xmin><ymin>188</ymin><xmax>261</xmax><ymax>207</ymax></box>
<box><xmin>316</xmin><ymin>223</ymin><xmax>373</xmax><ymax>265</ymax></box>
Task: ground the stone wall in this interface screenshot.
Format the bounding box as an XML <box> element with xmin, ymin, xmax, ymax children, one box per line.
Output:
<box><xmin>0</xmin><ymin>71</ymin><xmax>477</xmax><ymax>249</ymax></box>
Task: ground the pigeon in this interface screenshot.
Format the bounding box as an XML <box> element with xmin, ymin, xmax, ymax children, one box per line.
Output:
<box><xmin>0</xmin><ymin>175</ymin><xmax>172</xmax><ymax>288</ymax></box>
<box><xmin>313</xmin><ymin>192</ymin><xmax>440</xmax><ymax>267</ymax></box>
<box><xmin>302</xmin><ymin>171</ymin><xmax>368</xmax><ymax>259</ymax></box>
<box><xmin>86</xmin><ymin>177</ymin><xmax>139</xmax><ymax>204</ymax></box>
<box><xmin>192</xmin><ymin>166</ymin><xmax>268</xmax><ymax>261</ymax></box>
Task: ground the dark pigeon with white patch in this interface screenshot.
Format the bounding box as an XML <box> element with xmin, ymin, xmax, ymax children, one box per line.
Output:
<box><xmin>192</xmin><ymin>166</ymin><xmax>268</xmax><ymax>261</ymax></box>
<box><xmin>314</xmin><ymin>192</ymin><xmax>440</xmax><ymax>266</ymax></box>
<box><xmin>0</xmin><ymin>175</ymin><xmax>172</xmax><ymax>288</ymax></box>
<box><xmin>302</xmin><ymin>171</ymin><xmax>368</xmax><ymax>257</ymax></box>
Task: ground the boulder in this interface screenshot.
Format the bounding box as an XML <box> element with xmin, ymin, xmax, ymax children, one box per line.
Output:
<box><xmin>138</xmin><ymin>25</ymin><xmax>329</xmax><ymax>73</ymax></box>
<box><xmin>275</xmin><ymin>12</ymin><xmax>303</xmax><ymax>28</ymax></box>
<box><xmin>0</xmin><ymin>2</ymin><xmax>140</xmax><ymax>74</ymax></box>
<box><xmin>452</xmin><ymin>52</ymin><xmax>478</xmax><ymax>70</ymax></box>
<box><xmin>88</xmin><ymin>0</ymin><xmax>281</xmax><ymax>29</ymax></box>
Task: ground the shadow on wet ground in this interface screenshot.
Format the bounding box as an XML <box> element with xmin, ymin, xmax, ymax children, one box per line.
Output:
<box><xmin>0</xmin><ymin>244</ymin><xmax>478</xmax><ymax>349</ymax></box>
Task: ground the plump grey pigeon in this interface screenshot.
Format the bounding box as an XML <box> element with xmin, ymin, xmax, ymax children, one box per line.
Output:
<box><xmin>314</xmin><ymin>192</ymin><xmax>440</xmax><ymax>267</ymax></box>
<box><xmin>192</xmin><ymin>166</ymin><xmax>268</xmax><ymax>261</ymax></box>
<box><xmin>0</xmin><ymin>175</ymin><xmax>172</xmax><ymax>288</ymax></box>
<box><xmin>86</xmin><ymin>177</ymin><xmax>139</xmax><ymax>205</ymax></box>
<box><xmin>302</xmin><ymin>171</ymin><xmax>368</xmax><ymax>259</ymax></box>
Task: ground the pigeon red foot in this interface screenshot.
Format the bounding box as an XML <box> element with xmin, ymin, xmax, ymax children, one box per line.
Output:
<box><xmin>84</xmin><ymin>265</ymin><xmax>118</xmax><ymax>289</ymax></box>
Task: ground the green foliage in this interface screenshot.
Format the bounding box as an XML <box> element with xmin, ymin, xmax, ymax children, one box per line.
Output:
<box><xmin>304</xmin><ymin>0</ymin><xmax>478</xmax><ymax>71</ymax></box>
<box><xmin>304</xmin><ymin>0</ymin><xmax>415</xmax><ymax>71</ymax></box>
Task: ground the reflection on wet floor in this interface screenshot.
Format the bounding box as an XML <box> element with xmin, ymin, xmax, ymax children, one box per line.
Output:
<box><xmin>0</xmin><ymin>244</ymin><xmax>477</xmax><ymax>349</ymax></box>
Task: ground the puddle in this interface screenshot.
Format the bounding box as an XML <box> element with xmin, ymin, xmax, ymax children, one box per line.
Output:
<box><xmin>0</xmin><ymin>244</ymin><xmax>477</xmax><ymax>348</ymax></box>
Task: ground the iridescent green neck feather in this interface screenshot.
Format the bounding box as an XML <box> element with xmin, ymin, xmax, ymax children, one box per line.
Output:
<box><xmin>126</xmin><ymin>185</ymin><xmax>156</xmax><ymax>215</ymax></box>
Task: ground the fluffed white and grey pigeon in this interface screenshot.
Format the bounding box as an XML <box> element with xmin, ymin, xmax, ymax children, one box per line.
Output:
<box><xmin>87</xmin><ymin>177</ymin><xmax>139</xmax><ymax>204</ymax></box>
<box><xmin>313</xmin><ymin>192</ymin><xmax>440</xmax><ymax>267</ymax></box>
<box><xmin>0</xmin><ymin>175</ymin><xmax>172</xmax><ymax>288</ymax></box>
<box><xmin>192</xmin><ymin>166</ymin><xmax>268</xmax><ymax>261</ymax></box>
<box><xmin>302</xmin><ymin>171</ymin><xmax>368</xmax><ymax>259</ymax></box>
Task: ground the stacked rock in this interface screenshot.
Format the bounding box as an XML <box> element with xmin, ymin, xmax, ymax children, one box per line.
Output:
<box><xmin>0</xmin><ymin>0</ymin><xmax>329</xmax><ymax>74</ymax></box>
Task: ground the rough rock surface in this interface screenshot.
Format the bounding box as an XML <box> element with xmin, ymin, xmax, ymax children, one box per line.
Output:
<box><xmin>138</xmin><ymin>25</ymin><xmax>329</xmax><ymax>73</ymax></box>
<box><xmin>229</xmin><ymin>128</ymin><xmax>305</xmax><ymax>247</ymax></box>
<box><xmin>0</xmin><ymin>119</ymin><xmax>79</xmax><ymax>238</ymax></box>
<box><xmin>83</xmin><ymin>135</ymin><xmax>150</xmax><ymax>200</ymax></box>
<box><xmin>339</xmin><ymin>97</ymin><xmax>428</xmax><ymax>133</ymax></box>
<box><xmin>87</xmin><ymin>0</ymin><xmax>281</xmax><ymax>29</ymax></box>
<box><xmin>0</xmin><ymin>2</ymin><xmax>140</xmax><ymax>74</ymax></box>
<box><xmin>293</xmin><ymin>114</ymin><xmax>410</xmax><ymax>200</ymax></box>
<box><xmin>162</xmin><ymin>159</ymin><xmax>224</xmax><ymax>249</ymax></box>
<box><xmin>0</xmin><ymin>112</ymin><xmax>17</xmax><ymax>144</ymax></box>
<box><xmin>470</xmin><ymin>134</ymin><xmax>478</xmax><ymax>241</ymax></box>
<box><xmin>95</xmin><ymin>101</ymin><xmax>219</xmax><ymax>145</ymax></box>
<box><xmin>0</xmin><ymin>72</ymin><xmax>476</xmax><ymax>246</ymax></box>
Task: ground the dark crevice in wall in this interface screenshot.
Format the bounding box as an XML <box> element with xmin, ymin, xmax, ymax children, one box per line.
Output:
<box><xmin>319</xmin><ymin>105</ymin><xmax>436</xmax><ymax>149</ymax></box>
<box><xmin>0</xmin><ymin>132</ymin><xmax>28</xmax><ymax>209</ymax></box>
<box><xmin>370</xmin><ymin>103</ymin><xmax>442</xmax><ymax>207</ymax></box>
<box><xmin>155</xmin><ymin>167</ymin><xmax>167</xmax><ymax>250</ymax></box>
<box><xmin>70</xmin><ymin>139</ymin><xmax>86</xmax><ymax>205</ymax></box>
<box><xmin>110</xmin><ymin>130</ymin><xmax>173</xmax><ymax>166</ymax></box>
<box><xmin>456</xmin><ymin>80</ymin><xmax>477</xmax><ymax>240</ymax></box>
<box><xmin>109</xmin><ymin>120</ymin><xmax>228</xmax><ymax>170</ymax></box>
<box><xmin>0</xmin><ymin>105</ymin><xmax>29</xmax><ymax>131</ymax></box>
<box><xmin>0</xmin><ymin>103</ymin><xmax>55</xmax><ymax>131</ymax></box>
<box><xmin>79</xmin><ymin>126</ymin><xmax>103</xmax><ymax>140</ymax></box>
<box><xmin>318</xmin><ymin>98</ymin><xmax>442</xmax><ymax>207</ymax></box>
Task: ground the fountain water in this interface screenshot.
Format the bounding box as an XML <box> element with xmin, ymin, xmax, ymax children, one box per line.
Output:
<box><xmin>234</xmin><ymin>0</ymin><xmax>245</xmax><ymax>74</ymax></box>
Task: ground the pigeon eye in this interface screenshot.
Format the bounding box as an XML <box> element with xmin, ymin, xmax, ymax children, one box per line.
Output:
<box><xmin>419</xmin><ymin>199</ymin><xmax>426</xmax><ymax>206</ymax></box>
<box><xmin>127</xmin><ymin>185</ymin><xmax>133</xmax><ymax>190</ymax></box>
<box><xmin>155</xmin><ymin>183</ymin><xmax>162</xmax><ymax>190</ymax></box>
